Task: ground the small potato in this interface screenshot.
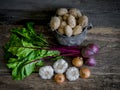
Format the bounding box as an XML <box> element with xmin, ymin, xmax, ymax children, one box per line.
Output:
<box><xmin>64</xmin><ymin>25</ymin><xmax>73</xmax><ymax>37</ymax></box>
<box><xmin>60</xmin><ymin>21</ymin><xmax>67</xmax><ymax>29</ymax></box>
<box><xmin>50</xmin><ymin>16</ymin><xmax>60</xmax><ymax>31</ymax></box>
<box><xmin>63</xmin><ymin>14</ymin><xmax>69</xmax><ymax>21</ymax></box>
<box><xmin>78</xmin><ymin>15</ymin><xmax>88</xmax><ymax>27</ymax></box>
<box><xmin>57</xmin><ymin>8</ymin><xmax>68</xmax><ymax>16</ymax></box>
<box><xmin>73</xmin><ymin>25</ymin><xmax>82</xmax><ymax>35</ymax></box>
<box><xmin>58</xmin><ymin>28</ymin><xmax>65</xmax><ymax>35</ymax></box>
<box><xmin>69</xmin><ymin>8</ymin><xmax>82</xmax><ymax>18</ymax></box>
<box><xmin>68</xmin><ymin>15</ymin><xmax>76</xmax><ymax>28</ymax></box>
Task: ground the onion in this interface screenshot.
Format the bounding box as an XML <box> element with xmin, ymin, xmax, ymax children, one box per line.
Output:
<box><xmin>85</xmin><ymin>57</ymin><xmax>96</xmax><ymax>66</ymax></box>
<box><xmin>82</xmin><ymin>43</ymin><xmax>99</xmax><ymax>58</ymax></box>
<box><xmin>87</xmin><ymin>43</ymin><xmax>99</xmax><ymax>54</ymax></box>
<box><xmin>81</xmin><ymin>48</ymin><xmax>94</xmax><ymax>58</ymax></box>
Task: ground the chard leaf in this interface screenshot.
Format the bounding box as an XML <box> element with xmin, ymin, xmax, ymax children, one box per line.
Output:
<box><xmin>4</xmin><ymin>22</ymin><xmax>62</xmax><ymax>80</ymax></box>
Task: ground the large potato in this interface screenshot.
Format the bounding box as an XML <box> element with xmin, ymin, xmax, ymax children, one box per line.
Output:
<box><xmin>64</xmin><ymin>25</ymin><xmax>73</xmax><ymax>37</ymax></box>
<box><xmin>78</xmin><ymin>15</ymin><xmax>88</xmax><ymax>27</ymax></box>
<box><xmin>50</xmin><ymin>16</ymin><xmax>60</xmax><ymax>31</ymax></box>
<box><xmin>69</xmin><ymin>8</ymin><xmax>82</xmax><ymax>18</ymax></box>
<box><xmin>57</xmin><ymin>8</ymin><xmax>68</xmax><ymax>16</ymax></box>
<box><xmin>73</xmin><ymin>25</ymin><xmax>82</xmax><ymax>35</ymax></box>
<box><xmin>68</xmin><ymin>15</ymin><xmax>76</xmax><ymax>28</ymax></box>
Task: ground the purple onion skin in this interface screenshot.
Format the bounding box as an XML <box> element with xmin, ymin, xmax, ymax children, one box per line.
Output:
<box><xmin>82</xmin><ymin>48</ymin><xmax>94</xmax><ymax>58</ymax></box>
<box><xmin>85</xmin><ymin>57</ymin><xmax>96</xmax><ymax>66</ymax></box>
<box><xmin>82</xmin><ymin>44</ymin><xmax>99</xmax><ymax>58</ymax></box>
<box><xmin>87</xmin><ymin>44</ymin><xmax>99</xmax><ymax>54</ymax></box>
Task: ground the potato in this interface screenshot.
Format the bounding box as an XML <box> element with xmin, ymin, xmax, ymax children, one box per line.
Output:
<box><xmin>78</xmin><ymin>15</ymin><xmax>88</xmax><ymax>27</ymax></box>
<box><xmin>69</xmin><ymin>8</ymin><xmax>82</xmax><ymax>18</ymax></box>
<box><xmin>50</xmin><ymin>16</ymin><xmax>60</xmax><ymax>31</ymax></box>
<box><xmin>57</xmin><ymin>8</ymin><xmax>68</xmax><ymax>16</ymax></box>
<box><xmin>73</xmin><ymin>25</ymin><xmax>82</xmax><ymax>35</ymax></box>
<box><xmin>58</xmin><ymin>16</ymin><xmax>63</xmax><ymax>22</ymax></box>
<box><xmin>64</xmin><ymin>25</ymin><xmax>73</xmax><ymax>37</ymax></box>
<box><xmin>58</xmin><ymin>28</ymin><xmax>65</xmax><ymax>35</ymax></box>
<box><xmin>68</xmin><ymin>15</ymin><xmax>76</xmax><ymax>28</ymax></box>
<box><xmin>63</xmin><ymin>14</ymin><xmax>69</xmax><ymax>21</ymax></box>
<box><xmin>60</xmin><ymin>21</ymin><xmax>67</xmax><ymax>29</ymax></box>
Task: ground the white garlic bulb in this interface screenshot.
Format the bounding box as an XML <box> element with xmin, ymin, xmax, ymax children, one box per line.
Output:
<box><xmin>73</xmin><ymin>25</ymin><xmax>82</xmax><ymax>35</ymax></box>
<box><xmin>69</xmin><ymin>8</ymin><xmax>82</xmax><ymax>18</ymax></box>
<box><xmin>78</xmin><ymin>15</ymin><xmax>88</xmax><ymax>27</ymax></box>
<box><xmin>57</xmin><ymin>8</ymin><xmax>68</xmax><ymax>16</ymax></box>
<box><xmin>53</xmin><ymin>59</ymin><xmax>68</xmax><ymax>74</ymax></box>
<box><xmin>66</xmin><ymin>67</ymin><xmax>79</xmax><ymax>81</ymax></box>
<box><xmin>50</xmin><ymin>16</ymin><xmax>60</xmax><ymax>31</ymax></box>
<box><xmin>64</xmin><ymin>25</ymin><xmax>73</xmax><ymax>37</ymax></box>
<box><xmin>39</xmin><ymin>66</ymin><xmax>54</xmax><ymax>79</ymax></box>
<box><xmin>68</xmin><ymin>15</ymin><xmax>76</xmax><ymax>28</ymax></box>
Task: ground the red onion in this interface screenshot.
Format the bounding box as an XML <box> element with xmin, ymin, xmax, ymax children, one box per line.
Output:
<box><xmin>87</xmin><ymin>43</ymin><xmax>99</xmax><ymax>54</ymax></box>
<box><xmin>82</xmin><ymin>43</ymin><xmax>99</xmax><ymax>58</ymax></box>
<box><xmin>81</xmin><ymin>48</ymin><xmax>94</xmax><ymax>58</ymax></box>
<box><xmin>85</xmin><ymin>57</ymin><xmax>96</xmax><ymax>66</ymax></box>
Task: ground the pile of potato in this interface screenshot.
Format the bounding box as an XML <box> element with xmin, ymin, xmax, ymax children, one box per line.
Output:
<box><xmin>50</xmin><ymin>8</ymin><xmax>88</xmax><ymax>37</ymax></box>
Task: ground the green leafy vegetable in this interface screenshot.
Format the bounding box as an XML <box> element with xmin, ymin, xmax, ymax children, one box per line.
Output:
<box><xmin>4</xmin><ymin>22</ymin><xmax>61</xmax><ymax>80</ymax></box>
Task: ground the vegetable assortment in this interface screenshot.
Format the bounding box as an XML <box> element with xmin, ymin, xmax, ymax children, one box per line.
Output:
<box><xmin>50</xmin><ymin>8</ymin><xmax>88</xmax><ymax>37</ymax></box>
<box><xmin>4</xmin><ymin>8</ymin><xmax>99</xmax><ymax>83</ymax></box>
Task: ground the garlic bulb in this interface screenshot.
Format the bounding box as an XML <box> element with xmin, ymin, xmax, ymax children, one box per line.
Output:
<box><xmin>66</xmin><ymin>67</ymin><xmax>79</xmax><ymax>81</ymax></box>
<box><xmin>50</xmin><ymin>16</ymin><xmax>60</xmax><ymax>31</ymax></box>
<box><xmin>39</xmin><ymin>66</ymin><xmax>54</xmax><ymax>79</ymax></box>
<box><xmin>68</xmin><ymin>15</ymin><xmax>76</xmax><ymax>28</ymax></box>
<box><xmin>78</xmin><ymin>15</ymin><xmax>88</xmax><ymax>27</ymax></box>
<box><xmin>73</xmin><ymin>25</ymin><xmax>82</xmax><ymax>35</ymax></box>
<box><xmin>53</xmin><ymin>59</ymin><xmax>68</xmax><ymax>74</ymax></box>
<box><xmin>69</xmin><ymin>8</ymin><xmax>82</xmax><ymax>18</ymax></box>
<box><xmin>57</xmin><ymin>8</ymin><xmax>68</xmax><ymax>16</ymax></box>
<box><xmin>64</xmin><ymin>25</ymin><xmax>73</xmax><ymax>37</ymax></box>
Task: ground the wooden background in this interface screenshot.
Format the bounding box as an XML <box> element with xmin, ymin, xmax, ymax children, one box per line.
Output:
<box><xmin>0</xmin><ymin>0</ymin><xmax>120</xmax><ymax>90</ymax></box>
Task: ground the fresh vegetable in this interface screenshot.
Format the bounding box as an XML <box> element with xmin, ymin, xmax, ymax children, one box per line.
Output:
<box><xmin>53</xmin><ymin>59</ymin><xmax>68</xmax><ymax>74</ymax></box>
<box><xmin>86</xmin><ymin>43</ymin><xmax>99</xmax><ymax>54</ymax></box>
<box><xmin>39</xmin><ymin>66</ymin><xmax>54</xmax><ymax>79</ymax></box>
<box><xmin>80</xmin><ymin>67</ymin><xmax>91</xmax><ymax>79</ymax></box>
<box><xmin>50</xmin><ymin>8</ymin><xmax>88</xmax><ymax>37</ymax></box>
<box><xmin>72</xmin><ymin>57</ymin><xmax>83</xmax><ymax>67</ymax></box>
<box><xmin>85</xmin><ymin>57</ymin><xmax>96</xmax><ymax>66</ymax></box>
<box><xmin>82</xmin><ymin>43</ymin><xmax>99</xmax><ymax>58</ymax></box>
<box><xmin>4</xmin><ymin>22</ymin><xmax>61</xmax><ymax>80</ymax></box>
<box><xmin>66</xmin><ymin>67</ymin><xmax>79</xmax><ymax>81</ymax></box>
<box><xmin>54</xmin><ymin>74</ymin><xmax>65</xmax><ymax>84</ymax></box>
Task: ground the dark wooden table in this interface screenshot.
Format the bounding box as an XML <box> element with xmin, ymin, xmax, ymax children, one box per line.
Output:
<box><xmin>0</xmin><ymin>0</ymin><xmax>120</xmax><ymax>90</ymax></box>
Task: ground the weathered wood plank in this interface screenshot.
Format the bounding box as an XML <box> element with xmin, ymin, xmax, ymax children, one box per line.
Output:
<box><xmin>0</xmin><ymin>74</ymin><xmax>120</xmax><ymax>90</ymax></box>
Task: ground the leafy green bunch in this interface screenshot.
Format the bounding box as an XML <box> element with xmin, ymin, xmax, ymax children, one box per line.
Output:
<box><xmin>4</xmin><ymin>22</ymin><xmax>61</xmax><ymax>80</ymax></box>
